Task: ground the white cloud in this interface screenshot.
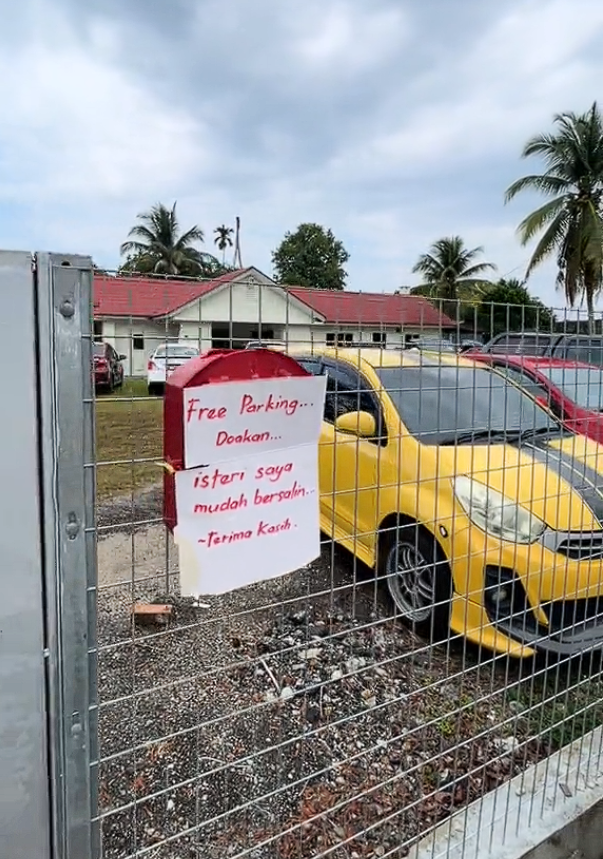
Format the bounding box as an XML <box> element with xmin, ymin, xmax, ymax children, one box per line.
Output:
<box><xmin>329</xmin><ymin>0</ymin><xmax>603</xmax><ymax>178</ymax></box>
<box><xmin>292</xmin><ymin>0</ymin><xmax>409</xmax><ymax>73</ymax></box>
<box><xmin>0</xmin><ymin>0</ymin><xmax>602</xmax><ymax>319</ymax></box>
<box><xmin>0</xmin><ymin>6</ymin><xmax>207</xmax><ymax>203</ymax></box>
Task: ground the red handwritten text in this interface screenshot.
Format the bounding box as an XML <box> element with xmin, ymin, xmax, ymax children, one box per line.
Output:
<box><xmin>186</xmin><ymin>397</ymin><xmax>227</xmax><ymax>424</ymax></box>
<box><xmin>240</xmin><ymin>392</ymin><xmax>299</xmax><ymax>417</ymax></box>
<box><xmin>254</xmin><ymin>483</ymin><xmax>306</xmax><ymax>505</ymax></box>
<box><xmin>193</xmin><ymin>467</ymin><xmax>245</xmax><ymax>489</ymax></box>
<box><xmin>255</xmin><ymin>462</ymin><xmax>293</xmax><ymax>482</ymax></box>
<box><xmin>199</xmin><ymin>516</ymin><xmax>292</xmax><ymax>547</ymax></box>
<box><xmin>194</xmin><ymin>492</ymin><xmax>247</xmax><ymax>514</ymax></box>
<box><xmin>216</xmin><ymin>429</ymin><xmax>271</xmax><ymax>447</ymax></box>
<box><xmin>257</xmin><ymin>517</ymin><xmax>292</xmax><ymax>536</ymax></box>
<box><xmin>199</xmin><ymin>528</ymin><xmax>252</xmax><ymax>547</ymax></box>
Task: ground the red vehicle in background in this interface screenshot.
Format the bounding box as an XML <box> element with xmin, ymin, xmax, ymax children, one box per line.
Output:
<box><xmin>466</xmin><ymin>353</ymin><xmax>603</xmax><ymax>443</ymax></box>
<box><xmin>94</xmin><ymin>342</ymin><xmax>125</xmax><ymax>393</ymax></box>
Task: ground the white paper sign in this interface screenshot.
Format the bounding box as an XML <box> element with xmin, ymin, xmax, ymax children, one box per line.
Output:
<box><xmin>183</xmin><ymin>375</ymin><xmax>327</xmax><ymax>468</ymax></box>
<box><xmin>174</xmin><ymin>444</ymin><xmax>320</xmax><ymax>595</ymax></box>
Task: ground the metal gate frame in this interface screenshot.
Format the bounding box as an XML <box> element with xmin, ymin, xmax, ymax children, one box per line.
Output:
<box><xmin>0</xmin><ymin>251</ymin><xmax>97</xmax><ymax>859</ymax></box>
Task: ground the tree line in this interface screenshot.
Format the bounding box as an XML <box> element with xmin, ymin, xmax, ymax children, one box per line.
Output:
<box><xmin>116</xmin><ymin>207</ymin><xmax>237</xmax><ymax>279</ymax></box>
<box><xmin>109</xmin><ymin>102</ymin><xmax>603</xmax><ymax>332</ymax></box>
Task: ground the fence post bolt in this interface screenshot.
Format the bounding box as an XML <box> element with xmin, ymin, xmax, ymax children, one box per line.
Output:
<box><xmin>59</xmin><ymin>298</ymin><xmax>74</xmax><ymax>318</ymax></box>
<box><xmin>71</xmin><ymin>713</ymin><xmax>83</xmax><ymax>740</ymax></box>
<box><xmin>65</xmin><ymin>513</ymin><xmax>80</xmax><ymax>540</ymax></box>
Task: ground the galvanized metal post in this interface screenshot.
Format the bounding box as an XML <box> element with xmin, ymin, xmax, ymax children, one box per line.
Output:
<box><xmin>36</xmin><ymin>252</ymin><xmax>98</xmax><ymax>859</ymax></box>
<box><xmin>0</xmin><ymin>251</ymin><xmax>96</xmax><ymax>857</ymax></box>
<box><xmin>0</xmin><ymin>251</ymin><xmax>52</xmax><ymax>859</ymax></box>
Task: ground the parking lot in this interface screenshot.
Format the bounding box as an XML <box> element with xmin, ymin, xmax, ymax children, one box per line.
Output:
<box><xmin>95</xmin><ymin>470</ymin><xmax>603</xmax><ymax>858</ymax></box>
<box><xmin>90</xmin><ymin>330</ymin><xmax>603</xmax><ymax>858</ymax></box>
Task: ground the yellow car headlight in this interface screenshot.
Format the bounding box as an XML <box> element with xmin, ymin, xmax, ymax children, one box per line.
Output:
<box><xmin>453</xmin><ymin>476</ymin><xmax>546</xmax><ymax>544</ymax></box>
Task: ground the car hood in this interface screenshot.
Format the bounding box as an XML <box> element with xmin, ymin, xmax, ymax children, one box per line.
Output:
<box><xmin>436</xmin><ymin>434</ymin><xmax>603</xmax><ymax>532</ymax></box>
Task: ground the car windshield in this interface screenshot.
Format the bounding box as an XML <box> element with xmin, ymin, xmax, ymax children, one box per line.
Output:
<box><xmin>563</xmin><ymin>341</ymin><xmax>603</xmax><ymax>366</ymax></box>
<box><xmin>155</xmin><ymin>345</ymin><xmax>197</xmax><ymax>358</ymax></box>
<box><xmin>375</xmin><ymin>364</ymin><xmax>556</xmax><ymax>444</ymax></box>
<box><xmin>538</xmin><ymin>366</ymin><xmax>603</xmax><ymax>411</ymax></box>
<box><xmin>93</xmin><ymin>344</ymin><xmax>105</xmax><ymax>357</ymax></box>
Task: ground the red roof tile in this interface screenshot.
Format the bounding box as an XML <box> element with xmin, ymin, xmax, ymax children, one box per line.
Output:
<box><xmin>93</xmin><ymin>271</ymin><xmax>455</xmax><ymax>329</ymax></box>
<box><xmin>93</xmin><ymin>269</ymin><xmax>251</xmax><ymax>318</ymax></box>
<box><xmin>287</xmin><ymin>288</ymin><xmax>456</xmax><ymax>328</ymax></box>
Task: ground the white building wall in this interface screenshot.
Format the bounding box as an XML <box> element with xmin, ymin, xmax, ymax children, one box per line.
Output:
<box><xmin>97</xmin><ymin>306</ymin><xmax>451</xmax><ymax>374</ymax></box>
<box><xmin>112</xmin><ymin>319</ymin><xmax>179</xmax><ymax>376</ymax></box>
<box><xmin>307</xmin><ymin>326</ymin><xmax>432</xmax><ymax>348</ymax></box>
<box><xmin>174</xmin><ymin>282</ymin><xmax>316</xmax><ymax>328</ymax></box>
<box><xmin>177</xmin><ymin>321</ymin><xmax>212</xmax><ymax>352</ymax></box>
<box><xmin>100</xmin><ymin>319</ymin><xmax>116</xmax><ymax>344</ymax></box>
<box><xmin>281</xmin><ymin>325</ymin><xmax>314</xmax><ymax>349</ymax></box>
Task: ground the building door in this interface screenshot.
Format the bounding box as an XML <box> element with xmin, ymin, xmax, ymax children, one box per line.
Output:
<box><xmin>131</xmin><ymin>333</ymin><xmax>146</xmax><ymax>375</ymax></box>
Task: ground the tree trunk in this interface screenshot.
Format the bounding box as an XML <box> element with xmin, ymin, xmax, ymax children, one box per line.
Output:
<box><xmin>585</xmin><ymin>279</ymin><xmax>596</xmax><ymax>335</ymax></box>
<box><xmin>587</xmin><ymin>294</ymin><xmax>595</xmax><ymax>334</ymax></box>
<box><xmin>442</xmin><ymin>281</ymin><xmax>459</xmax><ymax>326</ymax></box>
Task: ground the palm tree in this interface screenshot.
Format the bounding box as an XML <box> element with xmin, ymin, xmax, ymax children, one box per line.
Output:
<box><xmin>120</xmin><ymin>202</ymin><xmax>207</xmax><ymax>277</ymax></box>
<box><xmin>505</xmin><ymin>103</ymin><xmax>603</xmax><ymax>329</ymax></box>
<box><xmin>411</xmin><ymin>236</ymin><xmax>496</xmax><ymax>307</ymax></box>
<box><xmin>213</xmin><ymin>225</ymin><xmax>234</xmax><ymax>264</ymax></box>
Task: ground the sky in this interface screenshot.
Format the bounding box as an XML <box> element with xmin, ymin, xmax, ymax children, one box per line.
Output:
<box><xmin>1</xmin><ymin>0</ymin><xmax>602</xmax><ymax>314</ymax></box>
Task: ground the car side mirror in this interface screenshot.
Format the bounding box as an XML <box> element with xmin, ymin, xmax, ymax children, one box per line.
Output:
<box><xmin>334</xmin><ymin>410</ymin><xmax>377</xmax><ymax>438</ymax></box>
<box><xmin>118</xmin><ymin>354</ymin><xmax>127</xmax><ymax>361</ymax></box>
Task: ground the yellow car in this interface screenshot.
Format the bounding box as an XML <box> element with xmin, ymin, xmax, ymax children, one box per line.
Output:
<box><xmin>294</xmin><ymin>347</ymin><xmax>603</xmax><ymax>658</ymax></box>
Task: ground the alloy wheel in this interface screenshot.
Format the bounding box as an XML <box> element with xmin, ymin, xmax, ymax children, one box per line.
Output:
<box><xmin>385</xmin><ymin>539</ymin><xmax>436</xmax><ymax>623</ymax></box>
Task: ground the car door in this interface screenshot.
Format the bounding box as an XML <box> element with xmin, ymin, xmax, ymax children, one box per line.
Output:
<box><xmin>320</xmin><ymin>359</ymin><xmax>383</xmax><ymax>544</ymax></box>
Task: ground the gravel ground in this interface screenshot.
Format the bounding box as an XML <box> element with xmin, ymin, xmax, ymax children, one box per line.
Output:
<box><xmin>96</xmin><ymin>490</ymin><xmax>572</xmax><ymax>859</ymax></box>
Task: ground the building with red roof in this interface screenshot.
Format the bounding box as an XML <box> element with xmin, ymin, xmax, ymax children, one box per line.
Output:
<box><xmin>93</xmin><ymin>267</ymin><xmax>457</xmax><ymax>374</ymax></box>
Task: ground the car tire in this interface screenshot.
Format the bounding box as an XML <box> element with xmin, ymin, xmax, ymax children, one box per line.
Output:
<box><xmin>148</xmin><ymin>383</ymin><xmax>162</xmax><ymax>397</ymax></box>
<box><xmin>378</xmin><ymin>520</ymin><xmax>452</xmax><ymax>642</ymax></box>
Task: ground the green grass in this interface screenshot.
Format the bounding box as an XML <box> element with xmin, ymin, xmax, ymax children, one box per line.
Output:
<box><xmin>509</xmin><ymin>666</ymin><xmax>603</xmax><ymax>752</ymax></box>
<box><xmin>95</xmin><ymin>378</ymin><xmax>164</xmax><ymax>500</ymax></box>
<box><xmin>101</xmin><ymin>377</ymin><xmax>150</xmax><ymax>398</ymax></box>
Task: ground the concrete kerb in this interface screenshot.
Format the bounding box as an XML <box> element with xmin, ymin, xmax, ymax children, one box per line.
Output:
<box><xmin>409</xmin><ymin>726</ymin><xmax>603</xmax><ymax>859</ymax></box>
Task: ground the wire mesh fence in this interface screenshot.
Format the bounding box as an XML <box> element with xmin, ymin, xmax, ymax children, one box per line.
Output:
<box><xmin>91</xmin><ymin>267</ymin><xmax>603</xmax><ymax>859</ymax></box>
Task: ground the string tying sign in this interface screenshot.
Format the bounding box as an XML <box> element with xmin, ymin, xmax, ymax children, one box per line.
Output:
<box><xmin>175</xmin><ymin>374</ymin><xmax>327</xmax><ymax>595</ymax></box>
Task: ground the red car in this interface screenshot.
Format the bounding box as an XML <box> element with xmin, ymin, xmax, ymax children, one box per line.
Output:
<box><xmin>467</xmin><ymin>353</ymin><xmax>603</xmax><ymax>444</ymax></box>
<box><xmin>94</xmin><ymin>342</ymin><xmax>125</xmax><ymax>393</ymax></box>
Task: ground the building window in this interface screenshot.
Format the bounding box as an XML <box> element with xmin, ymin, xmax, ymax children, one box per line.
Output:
<box><xmin>250</xmin><ymin>329</ymin><xmax>275</xmax><ymax>340</ymax></box>
<box><xmin>326</xmin><ymin>332</ymin><xmax>354</xmax><ymax>345</ymax></box>
<box><xmin>211</xmin><ymin>324</ymin><xmax>236</xmax><ymax>349</ymax></box>
<box><xmin>133</xmin><ymin>334</ymin><xmax>144</xmax><ymax>351</ymax></box>
<box><xmin>93</xmin><ymin>320</ymin><xmax>103</xmax><ymax>343</ymax></box>
<box><xmin>372</xmin><ymin>331</ymin><xmax>386</xmax><ymax>345</ymax></box>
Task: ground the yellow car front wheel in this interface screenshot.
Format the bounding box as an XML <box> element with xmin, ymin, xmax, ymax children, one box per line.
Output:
<box><xmin>379</xmin><ymin>523</ymin><xmax>452</xmax><ymax>642</ymax></box>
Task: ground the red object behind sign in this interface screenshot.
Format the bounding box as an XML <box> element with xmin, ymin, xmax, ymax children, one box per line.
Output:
<box><xmin>163</xmin><ymin>348</ymin><xmax>310</xmax><ymax>531</ymax></box>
